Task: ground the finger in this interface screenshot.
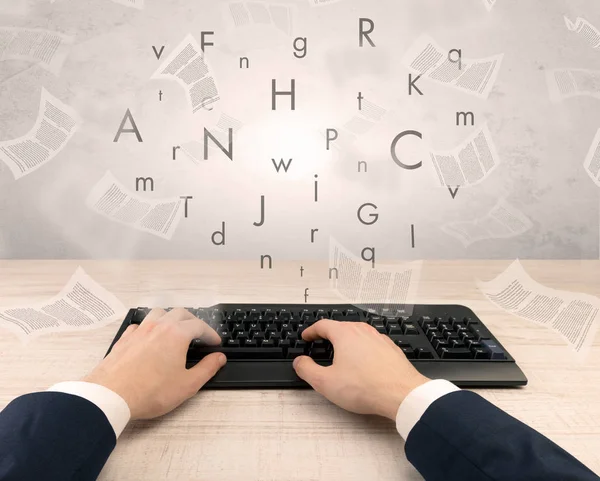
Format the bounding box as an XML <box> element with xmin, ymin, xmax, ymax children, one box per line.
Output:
<box><xmin>301</xmin><ymin>320</ymin><xmax>341</xmax><ymax>343</ymax></box>
<box><xmin>157</xmin><ymin>307</ymin><xmax>196</xmax><ymax>324</ymax></box>
<box><xmin>179</xmin><ymin>317</ymin><xmax>221</xmax><ymax>345</ymax></box>
<box><xmin>293</xmin><ymin>355</ymin><xmax>331</xmax><ymax>391</ymax></box>
<box><xmin>187</xmin><ymin>352</ymin><xmax>227</xmax><ymax>390</ymax></box>
<box><xmin>142</xmin><ymin>308</ymin><xmax>167</xmax><ymax>324</ymax></box>
<box><xmin>118</xmin><ymin>324</ymin><xmax>139</xmax><ymax>343</ymax></box>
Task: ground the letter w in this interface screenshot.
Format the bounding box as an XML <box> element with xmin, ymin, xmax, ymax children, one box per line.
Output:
<box><xmin>271</xmin><ymin>158</ymin><xmax>293</xmax><ymax>172</ymax></box>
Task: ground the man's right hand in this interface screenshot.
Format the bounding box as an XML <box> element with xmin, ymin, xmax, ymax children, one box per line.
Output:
<box><xmin>292</xmin><ymin>320</ymin><xmax>430</xmax><ymax>420</ymax></box>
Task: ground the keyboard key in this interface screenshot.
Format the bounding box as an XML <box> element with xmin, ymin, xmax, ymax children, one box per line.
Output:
<box><xmin>401</xmin><ymin>347</ymin><xmax>415</xmax><ymax>359</ymax></box>
<box><xmin>315</xmin><ymin>309</ymin><xmax>329</xmax><ymax>320</ymax></box>
<box><xmin>469</xmin><ymin>325</ymin><xmax>492</xmax><ymax>341</ymax></box>
<box><xmin>472</xmin><ymin>348</ymin><xmax>490</xmax><ymax>359</ymax></box>
<box><xmin>235</xmin><ymin>331</ymin><xmax>249</xmax><ymax>341</ymax></box>
<box><xmin>389</xmin><ymin>335</ymin><xmax>411</xmax><ymax>347</ymax></box>
<box><xmin>403</xmin><ymin>323</ymin><xmax>419</xmax><ymax>335</ymax></box>
<box><xmin>263</xmin><ymin>309</ymin><xmax>276</xmax><ymax>321</ymax></box>
<box><xmin>252</xmin><ymin>332</ymin><xmax>266</xmax><ymax>341</ymax></box>
<box><xmin>261</xmin><ymin>339</ymin><xmax>275</xmax><ymax>347</ymax></box>
<box><xmin>287</xmin><ymin>348</ymin><xmax>305</xmax><ymax>359</ymax></box>
<box><xmin>330</xmin><ymin>309</ymin><xmax>344</xmax><ymax>320</ymax></box>
<box><xmin>374</xmin><ymin>325</ymin><xmax>386</xmax><ymax>334</ymax></box>
<box><xmin>279</xmin><ymin>339</ymin><xmax>291</xmax><ymax>348</ymax></box>
<box><xmin>459</xmin><ymin>332</ymin><xmax>476</xmax><ymax>342</ymax></box>
<box><xmin>416</xmin><ymin>348</ymin><xmax>435</xmax><ymax>359</ymax></box>
<box><xmin>428</xmin><ymin>331</ymin><xmax>443</xmax><ymax>342</ymax></box>
<box><xmin>192</xmin><ymin>347</ymin><xmax>285</xmax><ymax>359</ymax></box>
<box><xmin>227</xmin><ymin>339</ymin><xmax>240</xmax><ymax>347</ymax></box>
<box><xmin>424</xmin><ymin>326</ymin><xmax>439</xmax><ymax>337</ymax></box>
<box><xmin>439</xmin><ymin>323</ymin><xmax>453</xmax><ymax>334</ymax></box>
<box><xmin>310</xmin><ymin>347</ymin><xmax>330</xmax><ymax>359</ymax></box>
<box><xmin>481</xmin><ymin>340</ymin><xmax>506</xmax><ymax>359</ymax></box>
<box><xmin>279</xmin><ymin>309</ymin><xmax>292</xmax><ymax>321</ymax></box>
<box><xmin>439</xmin><ymin>348</ymin><xmax>473</xmax><ymax>359</ymax></box>
<box><xmin>433</xmin><ymin>340</ymin><xmax>450</xmax><ymax>351</ymax></box>
<box><xmin>345</xmin><ymin>309</ymin><xmax>360</xmax><ymax>320</ymax></box>
<box><xmin>387</xmin><ymin>323</ymin><xmax>403</xmax><ymax>335</ymax></box>
<box><xmin>295</xmin><ymin>340</ymin><xmax>307</xmax><ymax>349</ymax></box>
<box><xmin>244</xmin><ymin>339</ymin><xmax>258</xmax><ymax>347</ymax></box>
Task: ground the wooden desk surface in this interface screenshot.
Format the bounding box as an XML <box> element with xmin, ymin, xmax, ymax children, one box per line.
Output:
<box><xmin>1</xmin><ymin>260</ymin><xmax>599</xmax><ymax>480</ymax></box>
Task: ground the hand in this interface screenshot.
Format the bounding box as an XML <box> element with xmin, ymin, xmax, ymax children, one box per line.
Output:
<box><xmin>83</xmin><ymin>308</ymin><xmax>226</xmax><ymax>420</ymax></box>
<box><xmin>293</xmin><ymin>320</ymin><xmax>430</xmax><ymax>420</ymax></box>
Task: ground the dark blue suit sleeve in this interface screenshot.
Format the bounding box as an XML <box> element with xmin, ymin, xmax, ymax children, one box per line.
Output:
<box><xmin>0</xmin><ymin>392</ymin><xmax>116</xmax><ymax>481</ymax></box>
<box><xmin>405</xmin><ymin>390</ymin><xmax>599</xmax><ymax>481</ymax></box>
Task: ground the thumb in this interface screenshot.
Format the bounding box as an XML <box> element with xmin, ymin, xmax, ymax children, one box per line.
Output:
<box><xmin>293</xmin><ymin>355</ymin><xmax>330</xmax><ymax>390</ymax></box>
<box><xmin>187</xmin><ymin>352</ymin><xmax>227</xmax><ymax>390</ymax></box>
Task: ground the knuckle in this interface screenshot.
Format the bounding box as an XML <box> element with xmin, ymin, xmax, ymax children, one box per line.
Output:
<box><xmin>142</xmin><ymin>318</ymin><xmax>159</xmax><ymax>330</ymax></box>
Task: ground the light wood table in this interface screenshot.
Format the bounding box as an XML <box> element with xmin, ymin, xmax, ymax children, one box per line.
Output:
<box><xmin>1</xmin><ymin>260</ymin><xmax>599</xmax><ymax>480</ymax></box>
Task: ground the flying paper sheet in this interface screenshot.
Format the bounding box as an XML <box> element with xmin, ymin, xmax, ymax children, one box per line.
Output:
<box><xmin>442</xmin><ymin>200</ymin><xmax>533</xmax><ymax>247</ymax></box>
<box><xmin>564</xmin><ymin>16</ymin><xmax>600</xmax><ymax>49</ymax></box>
<box><xmin>429</xmin><ymin>123</ymin><xmax>500</xmax><ymax>187</ymax></box>
<box><xmin>307</xmin><ymin>0</ymin><xmax>342</xmax><ymax>5</ymax></box>
<box><xmin>341</xmin><ymin>99</ymin><xmax>387</xmax><ymax>136</ymax></box>
<box><xmin>0</xmin><ymin>27</ymin><xmax>74</xmax><ymax>75</ymax></box>
<box><xmin>481</xmin><ymin>0</ymin><xmax>497</xmax><ymax>12</ymax></box>
<box><xmin>478</xmin><ymin>260</ymin><xmax>600</xmax><ymax>355</ymax></box>
<box><xmin>0</xmin><ymin>267</ymin><xmax>126</xmax><ymax>341</ymax></box>
<box><xmin>329</xmin><ymin>237</ymin><xmax>421</xmax><ymax>315</ymax></box>
<box><xmin>226</xmin><ymin>1</ymin><xmax>294</xmax><ymax>35</ymax></box>
<box><xmin>86</xmin><ymin>171</ymin><xmax>185</xmax><ymax>240</ymax></box>
<box><xmin>584</xmin><ymin>127</ymin><xmax>600</xmax><ymax>187</ymax></box>
<box><xmin>111</xmin><ymin>0</ymin><xmax>144</xmax><ymax>9</ymax></box>
<box><xmin>150</xmin><ymin>34</ymin><xmax>220</xmax><ymax>113</ymax></box>
<box><xmin>546</xmin><ymin>68</ymin><xmax>600</xmax><ymax>102</ymax></box>
<box><xmin>0</xmin><ymin>88</ymin><xmax>80</xmax><ymax>180</ymax></box>
<box><xmin>402</xmin><ymin>34</ymin><xmax>504</xmax><ymax>98</ymax></box>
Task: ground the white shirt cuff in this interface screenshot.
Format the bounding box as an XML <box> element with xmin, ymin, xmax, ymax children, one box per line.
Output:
<box><xmin>47</xmin><ymin>381</ymin><xmax>131</xmax><ymax>438</ymax></box>
<box><xmin>395</xmin><ymin>379</ymin><xmax>460</xmax><ymax>440</ymax></box>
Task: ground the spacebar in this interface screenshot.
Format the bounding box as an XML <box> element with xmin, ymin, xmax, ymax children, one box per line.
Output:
<box><xmin>188</xmin><ymin>347</ymin><xmax>284</xmax><ymax>360</ymax></box>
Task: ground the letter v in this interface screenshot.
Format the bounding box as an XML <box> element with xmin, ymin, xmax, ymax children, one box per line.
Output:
<box><xmin>152</xmin><ymin>46</ymin><xmax>165</xmax><ymax>60</ymax></box>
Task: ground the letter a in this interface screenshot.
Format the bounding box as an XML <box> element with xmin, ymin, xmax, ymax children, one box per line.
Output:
<box><xmin>113</xmin><ymin>109</ymin><xmax>143</xmax><ymax>142</ymax></box>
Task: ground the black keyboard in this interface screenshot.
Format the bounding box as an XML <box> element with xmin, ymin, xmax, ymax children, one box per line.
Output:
<box><xmin>106</xmin><ymin>304</ymin><xmax>527</xmax><ymax>388</ymax></box>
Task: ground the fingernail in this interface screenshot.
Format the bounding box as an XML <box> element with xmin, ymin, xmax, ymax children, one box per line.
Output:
<box><xmin>218</xmin><ymin>353</ymin><xmax>227</xmax><ymax>366</ymax></box>
<box><xmin>293</xmin><ymin>357</ymin><xmax>301</xmax><ymax>368</ymax></box>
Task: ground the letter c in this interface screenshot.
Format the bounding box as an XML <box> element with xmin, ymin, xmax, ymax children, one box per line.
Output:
<box><xmin>390</xmin><ymin>130</ymin><xmax>423</xmax><ymax>170</ymax></box>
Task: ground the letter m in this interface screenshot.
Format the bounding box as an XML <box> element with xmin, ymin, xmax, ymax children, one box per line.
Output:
<box><xmin>136</xmin><ymin>177</ymin><xmax>154</xmax><ymax>192</ymax></box>
<box><xmin>456</xmin><ymin>111</ymin><xmax>475</xmax><ymax>126</ymax></box>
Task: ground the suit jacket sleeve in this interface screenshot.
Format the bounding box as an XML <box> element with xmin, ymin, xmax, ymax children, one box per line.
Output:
<box><xmin>405</xmin><ymin>390</ymin><xmax>599</xmax><ymax>481</ymax></box>
<box><xmin>0</xmin><ymin>392</ymin><xmax>116</xmax><ymax>481</ymax></box>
